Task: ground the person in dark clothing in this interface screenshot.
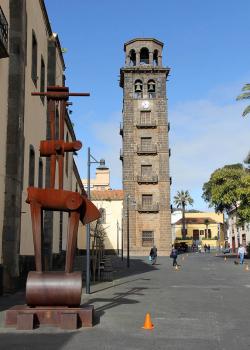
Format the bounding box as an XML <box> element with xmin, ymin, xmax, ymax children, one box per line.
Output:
<box><xmin>170</xmin><ymin>245</ymin><xmax>178</xmax><ymax>266</ymax></box>
<box><xmin>149</xmin><ymin>245</ymin><xmax>157</xmax><ymax>265</ymax></box>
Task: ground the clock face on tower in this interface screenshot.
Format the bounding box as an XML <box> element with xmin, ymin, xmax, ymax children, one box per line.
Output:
<box><xmin>141</xmin><ymin>100</ymin><xmax>149</xmax><ymax>109</ymax></box>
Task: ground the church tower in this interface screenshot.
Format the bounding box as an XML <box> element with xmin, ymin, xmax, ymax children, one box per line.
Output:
<box><xmin>120</xmin><ymin>38</ymin><xmax>172</xmax><ymax>256</ymax></box>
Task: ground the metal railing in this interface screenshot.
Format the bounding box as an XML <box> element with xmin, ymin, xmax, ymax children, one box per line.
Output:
<box><xmin>137</xmin><ymin>203</ymin><xmax>159</xmax><ymax>212</ymax></box>
<box><xmin>0</xmin><ymin>6</ymin><xmax>8</xmax><ymax>58</ymax></box>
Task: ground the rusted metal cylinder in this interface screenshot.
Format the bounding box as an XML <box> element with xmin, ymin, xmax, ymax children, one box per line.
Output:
<box><xmin>26</xmin><ymin>188</ymin><xmax>83</xmax><ymax>211</ymax></box>
<box><xmin>26</xmin><ymin>271</ymin><xmax>82</xmax><ymax>306</ymax></box>
<box><xmin>40</xmin><ymin>140</ymin><xmax>82</xmax><ymax>156</ymax></box>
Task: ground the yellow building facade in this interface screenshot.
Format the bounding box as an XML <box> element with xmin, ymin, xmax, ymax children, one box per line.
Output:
<box><xmin>174</xmin><ymin>212</ymin><xmax>225</xmax><ymax>249</ymax></box>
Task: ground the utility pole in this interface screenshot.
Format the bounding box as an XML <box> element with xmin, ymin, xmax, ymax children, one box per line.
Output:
<box><xmin>127</xmin><ymin>194</ymin><xmax>130</xmax><ymax>268</ymax></box>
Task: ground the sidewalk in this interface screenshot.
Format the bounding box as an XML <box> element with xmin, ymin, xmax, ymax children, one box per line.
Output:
<box><xmin>1</xmin><ymin>254</ymin><xmax>250</xmax><ymax>349</ymax></box>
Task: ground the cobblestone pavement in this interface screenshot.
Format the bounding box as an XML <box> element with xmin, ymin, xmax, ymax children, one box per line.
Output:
<box><xmin>0</xmin><ymin>253</ymin><xmax>250</xmax><ymax>350</ymax></box>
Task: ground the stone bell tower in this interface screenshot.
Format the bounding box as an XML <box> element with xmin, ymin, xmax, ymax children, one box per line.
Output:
<box><xmin>119</xmin><ymin>38</ymin><xmax>172</xmax><ymax>256</ymax></box>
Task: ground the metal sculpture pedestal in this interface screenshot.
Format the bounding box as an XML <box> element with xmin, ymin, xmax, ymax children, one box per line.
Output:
<box><xmin>5</xmin><ymin>305</ymin><xmax>94</xmax><ymax>330</ymax></box>
<box><xmin>5</xmin><ymin>86</ymin><xmax>100</xmax><ymax>330</ymax></box>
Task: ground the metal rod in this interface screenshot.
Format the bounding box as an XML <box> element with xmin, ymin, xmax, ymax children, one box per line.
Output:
<box><xmin>31</xmin><ymin>92</ymin><xmax>90</xmax><ymax>96</ymax></box>
<box><xmin>86</xmin><ymin>147</ymin><xmax>91</xmax><ymax>294</ymax></box>
<box><xmin>117</xmin><ymin>220</ymin><xmax>119</xmax><ymax>256</ymax></box>
<box><xmin>127</xmin><ymin>195</ymin><xmax>130</xmax><ymax>268</ymax></box>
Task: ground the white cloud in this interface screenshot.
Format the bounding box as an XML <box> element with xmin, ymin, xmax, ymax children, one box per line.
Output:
<box><xmin>169</xmin><ymin>88</ymin><xmax>250</xmax><ymax>209</ymax></box>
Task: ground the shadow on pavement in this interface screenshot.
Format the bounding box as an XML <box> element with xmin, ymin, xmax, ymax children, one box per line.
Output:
<box><xmin>0</xmin><ymin>333</ymin><xmax>75</xmax><ymax>350</ymax></box>
<box><xmin>87</xmin><ymin>286</ymin><xmax>147</xmax><ymax>325</ymax></box>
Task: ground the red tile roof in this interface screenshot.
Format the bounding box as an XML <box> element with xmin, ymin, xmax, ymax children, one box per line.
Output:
<box><xmin>91</xmin><ymin>190</ymin><xmax>124</xmax><ymax>201</ymax></box>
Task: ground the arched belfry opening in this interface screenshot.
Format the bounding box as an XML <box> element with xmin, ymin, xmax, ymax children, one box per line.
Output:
<box><xmin>129</xmin><ymin>49</ymin><xmax>136</xmax><ymax>66</ymax></box>
<box><xmin>153</xmin><ymin>50</ymin><xmax>158</xmax><ymax>66</ymax></box>
<box><xmin>148</xmin><ymin>79</ymin><xmax>156</xmax><ymax>98</ymax></box>
<box><xmin>140</xmin><ymin>47</ymin><xmax>149</xmax><ymax>65</ymax></box>
<box><xmin>134</xmin><ymin>79</ymin><xmax>143</xmax><ymax>98</ymax></box>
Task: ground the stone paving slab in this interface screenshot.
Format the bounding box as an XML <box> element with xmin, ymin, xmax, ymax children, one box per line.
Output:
<box><xmin>0</xmin><ymin>254</ymin><xmax>250</xmax><ymax>349</ymax></box>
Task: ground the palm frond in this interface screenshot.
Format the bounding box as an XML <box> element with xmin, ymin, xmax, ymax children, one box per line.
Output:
<box><xmin>242</xmin><ymin>84</ymin><xmax>250</xmax><ymax>92</ymax></box>
<box><xmin>242</xmin><ymin>105</ymin><xmax>250</xmax><ymax>117</ymax></box>
<box><xmin>236</xmin><ymin>92</ymin><xmax>250</xmax><ymax>101</ymax></box>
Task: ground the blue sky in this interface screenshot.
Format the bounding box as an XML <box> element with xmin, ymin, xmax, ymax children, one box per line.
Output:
<box><xmin>45</xmin><ymin>0</ymin><xmax>250</xmax><ymax>211</ymax></box>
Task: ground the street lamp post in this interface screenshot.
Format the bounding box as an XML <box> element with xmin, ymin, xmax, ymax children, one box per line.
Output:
<box><xmin>86</xmin><ymin>147</ymin><xmax>105</xmax><ymax>294</ymax></box>
<box><xmin>126</xmin><ymin>194</ymin><xmax>130</xmax><ymax>268</ymax></box>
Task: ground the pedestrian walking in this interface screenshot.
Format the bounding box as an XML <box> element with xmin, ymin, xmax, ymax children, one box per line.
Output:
<box><xmin>207</xmin><ymin>244</ymin><xmax>210</xmax><ymax>253</ymax></box>
<box><xmin>170</xmin><ymin>245</ymin><xmax>178</xmax><ymax>267</ymax></box>
<box><xmin>238</xmin><ymin>244</ymin><xmax>247</xmax><ymax>265</ymax></box>
<box><xmin>149</xmin><ymin>245</ymin><xmax>157</xmax><ymax>265</ymax></box>
<box><xmin>204</xmin><ymin>244</ymin><xmax>207</xmax><ymax>253</ymax></box>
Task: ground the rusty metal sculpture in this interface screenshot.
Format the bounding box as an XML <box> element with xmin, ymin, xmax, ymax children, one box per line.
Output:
<box><xmin>5</xmin><ymin>86</ymin><xmax>100</xmax><ymax>330</ymax></box>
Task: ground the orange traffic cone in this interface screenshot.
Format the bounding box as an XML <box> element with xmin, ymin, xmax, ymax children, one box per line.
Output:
<box><xmin>142</xmin><ymin>313</ymin><xmax>154</xmax><ymax>330</ymax></box>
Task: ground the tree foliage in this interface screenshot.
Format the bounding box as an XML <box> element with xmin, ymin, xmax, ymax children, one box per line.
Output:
<box><xmin>236</xmin><ymin>83</ymin><xmax>250</xmax><ymax>117</ymax></box>
<box><xmin>202</xmin><ymin>164</ymin><xmax>250</xmax><ymax>223</ymax></box>
<box><xmin>174</xmin><ymin>190</ymin><xmax>194</xmax><ymax>238</ymax></box>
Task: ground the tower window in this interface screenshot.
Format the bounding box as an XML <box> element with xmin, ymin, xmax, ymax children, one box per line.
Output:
<box><xmin>141</xmin><ymin>137</ymin><xmax>152</xmax><ymax>151</ymax></box>
<box><xmin>142</xmin><ymin>231</ymin><xmax>154</xmax><ymax>247</ymax></box>
<box><xmin>134</xmin><ymin>79</ymin><xmax>143</xmax><ymax>98</ymax></box>
<box><xmin>153</xmin><ymin>50</ymin><xmax>158</xmax><ymax>66</ymax></box>
<box><xmin>141</xmin><ymin>165</ymin><xmax>152</xmax><ymax>177</ymax></box>
<box><xmin>140</xmin><ymin>111</ymin><xmax>151</xmax><ymax>125</ymax></box>
<box><xmin>140</xmin><ymin>47</ymin><xmax>149</xmax><ymax>65</ymax></box>
<box><xmin>142</xmin><ymin>194</ymin><xmax>152</xmax><ymax>207</ymax></box>
<box><xmin>148</xmin><ymin>80</ymin><xmax>156</xmax><ymax>98</ymax></box>
<box><xmin>31</xmin><ymin>31</ymin><xmax>38</xmax><ymax>85</ymax></box>
<box><xmin>129</xmin><ymin>49</ymin><xmax>136</xmax><ymax>66</ymax></box>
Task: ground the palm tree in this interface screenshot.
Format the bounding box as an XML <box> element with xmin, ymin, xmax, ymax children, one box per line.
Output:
<box><xmin>236</xmin><ymin>83</ymin><xmax>250</xmax><ymax>117</ymax></box>
<box><xmin>173</xmin><ymin>190</ymin><xmax>194</xmax><ymax>238</ymax></box>
<box><xmin>204</xmin><ymin>218</ymin><xmax>210</xmax><ymax>239</ymax></box>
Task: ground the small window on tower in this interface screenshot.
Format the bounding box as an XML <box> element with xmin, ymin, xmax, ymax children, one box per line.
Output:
<box><xmin>134</xmin><ymin>79</ymin><xmax>143</xmax><ymax>99</ymax></box>
<box><xmin>140</xmin><ymin>111</ymin><xmax>151</xmax><ymax>125</ymax></box>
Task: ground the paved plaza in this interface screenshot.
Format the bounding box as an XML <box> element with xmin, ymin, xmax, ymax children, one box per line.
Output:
<box><xmin>0</xmin><ymin>253</ymin><xmax>250</xmax><ymax>349</ymax></box>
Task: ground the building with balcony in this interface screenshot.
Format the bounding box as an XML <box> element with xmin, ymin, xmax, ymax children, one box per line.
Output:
<box><xmin>120</xmin><ymin>38</ymin><xmax>172</xmax><ymax>255</ymax></box>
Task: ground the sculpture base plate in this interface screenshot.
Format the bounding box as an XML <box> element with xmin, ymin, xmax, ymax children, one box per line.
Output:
<box><xmin>5</xmin><ymin>304</ymin><xmax>94</xmax><ymax>330</ymax></box>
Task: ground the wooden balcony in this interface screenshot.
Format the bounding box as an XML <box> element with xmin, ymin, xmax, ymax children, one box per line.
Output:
<box><xmin>136</xmin><ymin>120</ymin><xmax>156</xmax><ymax>129</ymax></box>
<box><xmin>137</xmin><ymin>144</ymin><xmax>157</xmax><ymax>155</ymax></box>
<box><xmin>119</xmin><ymin>122</ymin><xmax>123</xmax><ymax>136</ymax></box>
<box><xmin>137</xmin><ymin>203</ymin><xmax>159</xmax><ymax>213</ymax></box>
<box><xmin>120</xmin><ymin>149</ymin><xmax>123</xmax><ymax>161</ymax></box>
<box><xmin>137</xmin><ymin>175</ymin><xmax>158</xmax><ymax>184</ymax></box>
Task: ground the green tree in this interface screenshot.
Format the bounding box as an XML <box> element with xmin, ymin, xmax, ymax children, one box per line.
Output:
<box><xmin>173</xmin><ymin>190</ymin><xmax>194</xmax><ymax>238</ymax></box>
<box><xmin>236</xmin><ymin>83</ymin><xmax>250</xmax><ymax>117</ymax></box>
<box><xmin>202</xmin><ymin>164</ymin><xmax>250</xmax><ymax>224</ymax></box>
